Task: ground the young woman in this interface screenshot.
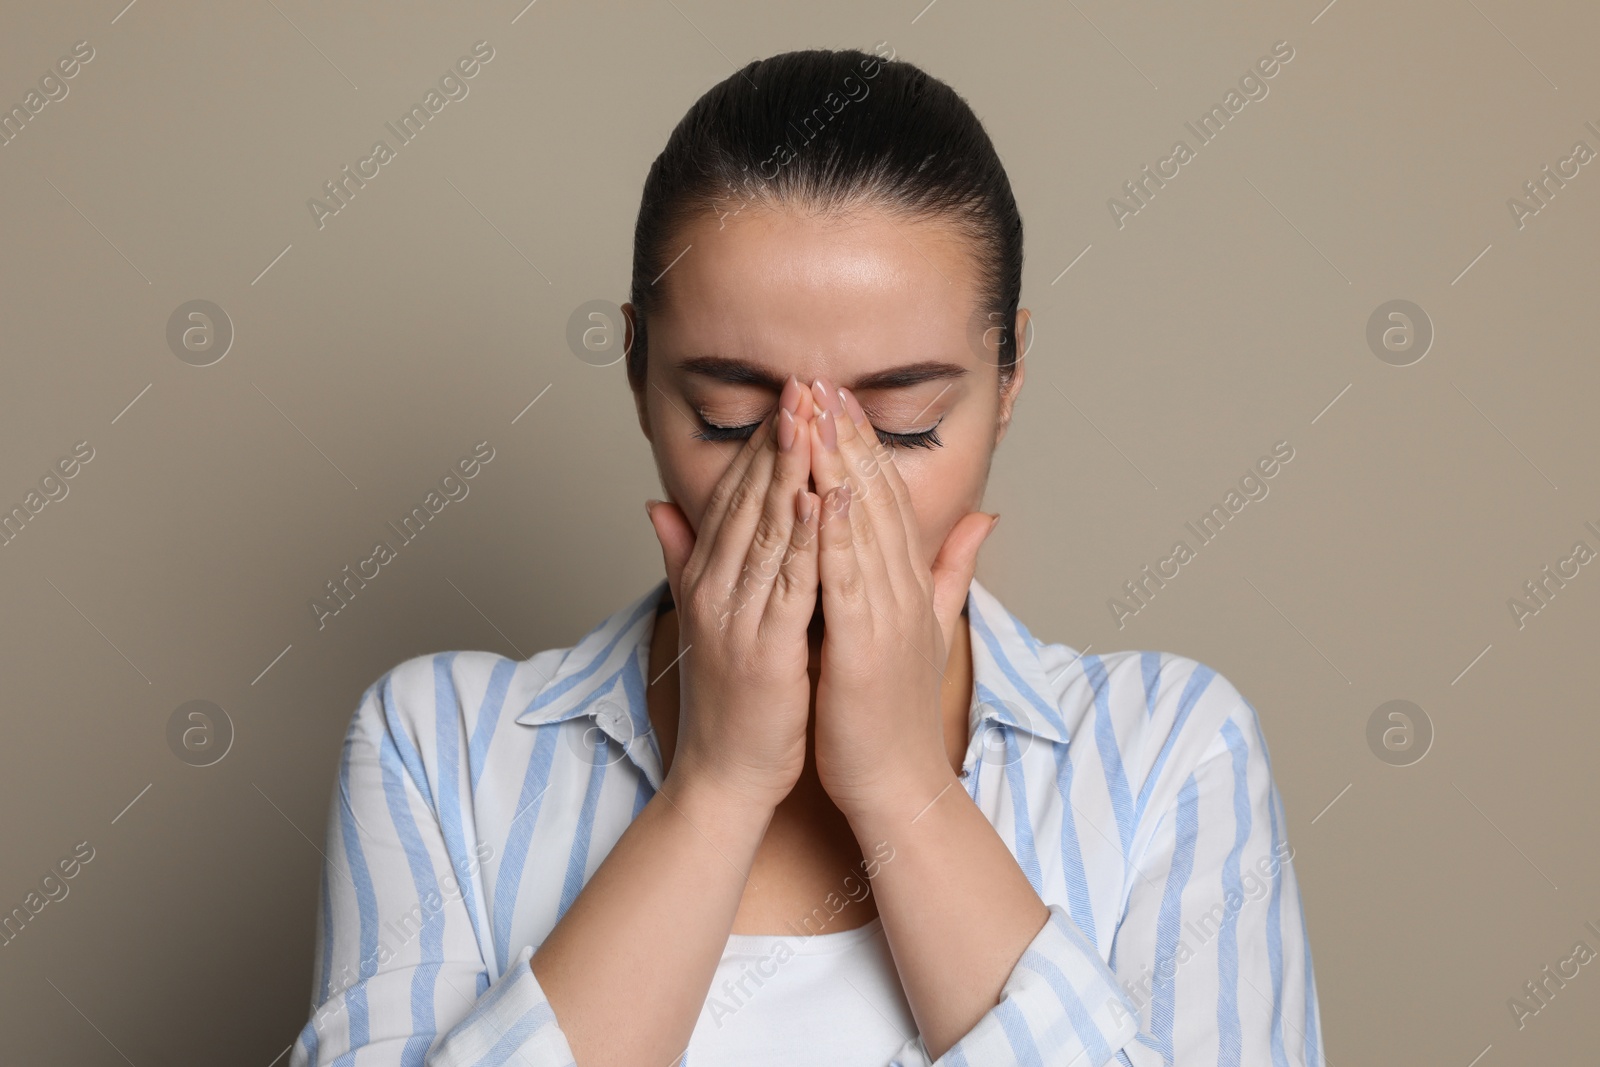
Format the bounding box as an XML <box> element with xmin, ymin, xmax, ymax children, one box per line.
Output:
<box><xmin>291</xmin><ymin>48</ymin><xmax>1324</xmax><ymax>1067</ymax></box>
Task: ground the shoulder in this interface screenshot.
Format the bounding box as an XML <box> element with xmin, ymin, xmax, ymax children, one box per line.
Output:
<box><xmin>335</xmin><ymin>579</ymin><xmax>668</xmax><ymax>786</ymax></box>
<box><xmin>354</xmin><ymin>648</ymin><xmax>563</xmax><ymax>727</ymax></box>
<box><xmin>1040</xmin><ymin>643</ymin><xmax>1267</xmax><ymax>807</ymax></box>
<box><xmin>1051</xmin><ymin>646</ymin><xmax>1246</xmax><ymax>747</ymax></box>
<box><xmin>341</xmin><ymin>648</ymin><xmax>570</xmax><ymax>784</ymax></box>
<box><xmin>969</xmin><ymin>580</ymin><xmax>1261</xmax><ymax>791</ymax></box>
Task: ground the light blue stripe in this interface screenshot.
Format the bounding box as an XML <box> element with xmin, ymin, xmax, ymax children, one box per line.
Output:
<box><xmin>492</xmin><ymin>726</ymin><xmax>560</xmax><ymax>973</ymax></box>
<box><xmin>1002</xmin><ymin>726</ymin><xmax>1044</xmax><ymax>894</ymax></box>
<box><xmin>476</xmin><ymin>949</ymin><xmax>541</xmax><ymax>1017</ymax></box>
<box><xmin>525</xmin><ymin>596</ymin><xmax>658</xmax><ymax>715</ymax></box>
<box><xmin>1051</xmin><ymin>743</ymin><xmax>1098</xmax><ymax>946</ymax></box>
<box><xmin>1303</xmin><ymin>927</ymin><xmax>1322</xmax><ymax>1066</ymax></box>
<box><xmin>993</xmin><ymin>998</ymin><xmax>1046</xmax><ymax>1067</ymax></box>
<box><xmin>1266</xmin><ymin>757</ymin><xmax>1288</xmax><ymax>1067</ymax></box>
<box><xmin>1214</xmin><ymin>718</ymin><xmax>1251</xmax><ymax>1064</ymax></box>
<box><xmin>556</xmin><ymin>719</ymin><xmax>614</xmax><ymax>922</ymax></box>
<box><xmin>381</xmin><ymin>674</ymin><xmax>437</xmax><ymax>812</ymax></box>
<box><xmin>1008</xmin><ymin>606</ymin><xmax>1045</xmax><ymax>656</ymax></box>
<box><xmin>1140</xmin><ymin>651</ymin><xmax>1163</xmax><ymax>718</ymax></box>
<box><xmin>377</xmin><ymin>721</ymin><xmax>445</xmax><ymax>1066</ymax></box>
<box><xmin>469</xmin><ymin>658</ymin><xmax>518</xmax><ymax>796</ymax></box>
<box><xmin>974</xmin><ymin>678</ymin><xmax>1007</xmax><ymax>737</ymax></box>
<box><xmin>1018</xmin><ymin>942</ymin><xmax>1114</xmax><ymax>1063</ymax></box>
<box><xmin>1082</xmin><ymin>655</ymin><xmax>1136</xmax><ymax>855</ymax></box>
<box><xmin>317</xmin><ymin>852</ymin><xmax>334</xmax><ymax>1001</ymax></box>
<box><xmin>333</xmin><ymin>697</ymin><xmax>384</xmax><ymax>1066</ymax></box>
<box><xmin>472</xmin><ymin>1001</ymin><xmax>556</xmax><ymax>1066</ymax></box>
<box><xmin>631</xmin><ymin>770</ymin><xmax>652</xmax><ymax>820</ymax></box>
<box><xmin>1234</xmin><ymin>699</ymin><xmax>1295</xmax><ymax>1064</ymax></box>
<box><xmin>612</xmin><ymin>640</ymin><xmax>663</xmax><ymax>791</ymax></box>
<box><xmin>432</xmin><ymin>655</ymin><xmax>488</xmax><ymax>971</ymax></box>
<box><xmin>616</xmin><ymin>637</ymin><xmax>654</xmax><ymax>747</ymax></box>
<box><xmin>969</xmin><ymin>604</ymin><xmax>1070</xmax><ymax>737</ymax></box>
<box><xmin>296</xmin><ymin>1017</ymin><xmax>320</xmax><ymax>1065</ymax></box>
<box><xmin>1131</xmin><ymin>660</ymin><xmax>1215</xmax><ymax>827</ymax></box>
<box><xmin>298</xmin><ymin>853</ymin><xmax>332</xmax><ymax>1066</ymax></box>
<box><xmin>1149</xmin><ymin>772</ymin><xmax>1201</xmax><ymax>1066</ymax></box>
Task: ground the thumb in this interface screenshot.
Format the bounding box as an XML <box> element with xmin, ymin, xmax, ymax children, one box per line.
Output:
<box><xmin>930</xmin><ymin>512</ymin><xmax>999</xmax><ymax>647</ymax></box>
<box><xmin>644</xmin><ymin>498</ymin><xmax>695</xmax><ymax>611</ymax></box>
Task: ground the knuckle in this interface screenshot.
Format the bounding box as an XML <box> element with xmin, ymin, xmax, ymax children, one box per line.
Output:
<box><xmin>772</xmin><ymin>563</ymin><xmax>802</xmax><ymax>600</ymax></box>
<box><xmin>684</xmin><ymin>583</ymin><xmax>723</xmax><ymax>625</ymax></box>
<box><xmin>790</xmin><ymin>517</ymin><xmax>818</xmax><ymax>553</ymax></box>
<box><xmin>750</xmin><ymin>508</ymin><xmax>786</xmax><ymax>558</ymax></box>
<box><xmin>726</xmin><ymin>473</ymin><xmax>760</xmax><ymax>515</ymax></box>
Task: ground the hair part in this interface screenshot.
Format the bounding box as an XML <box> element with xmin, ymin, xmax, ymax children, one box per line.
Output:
<box><xmin>627</xmin><ymin>47</ymin><xmax>1023</xmax><ymax>392</ymax></box>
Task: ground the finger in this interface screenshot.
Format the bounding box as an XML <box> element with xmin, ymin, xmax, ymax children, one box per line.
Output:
<box><xmin>644</xmin><ymin>498</ymin><xmax>694</xmax><ymax>614</ymax></box>
<box><xmin>688</xmin><ymin>404</ymin><xmax>782</xmax><ymax>594</ymax></box>
<box><xmin>808</xmin><ymin>384</ymin><xmax>899</xmax><ymax>603</ymax></box>
<box><xmin>814</xmin><ymin>478</ymin><xmax>872</xmax><ymax>636</ymax></box>
<box><xmin>727</xmin><ymin>377</ymin><xmax>817</xmax><ymax>629</ymax></box>
<box><xmin>838</xmin><ymin>384</ymin><xmax>922</xmax><ymax>579</ymax></box>
<box><xmin>931</xmin><ymin>512</ymin><xmax>1000</xmax><ymax>654</ymax></box>
<box><xmin>756</xmin><ymin>486</ymin><xmax>821</xmax><ymax>647</ymax></box>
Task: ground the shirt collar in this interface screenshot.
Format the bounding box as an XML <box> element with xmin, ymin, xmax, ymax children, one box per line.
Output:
<box><xmin>514</xmin><ymin>575</ymin><xmax>1073</xmax><ymax>753</ymax></box>
<box><xmin>963</xmin><ymin>576</ymin><xmax>1074</xmax><ymax>747</ymax></box>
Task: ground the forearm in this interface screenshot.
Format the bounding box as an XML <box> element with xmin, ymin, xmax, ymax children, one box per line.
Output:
<box><xmin>531</xmin><ymin>773</ymin><xmax>773</xmax><ymax>1066</ymax></box>
<box><xmin>845</xmin><ymin>768</ymin><xmax>1050</xmax><ymax>1061</ymax></box>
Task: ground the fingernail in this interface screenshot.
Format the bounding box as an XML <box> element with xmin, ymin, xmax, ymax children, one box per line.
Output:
<box><xmin>644</xmin><ymin>499</ymin><xmax>660</xmax><ymax>521</ymax></box>
<box><xmin>826</xmin><ymin>482</ymin><xmax>851</xmax><ymax>515</ymax></box>
<box><xmin>780</xmin><ymin>373</ymin><xmax>802</xmax><ymax>415</ymax></box>
<box><xmin>778</xmin><ymin>407</ymin><xmax>797</xmax><ymax>451</ymax></box>
<box><xmin>988</xmin><ymin>513</ymin><xmax>1001</xmax><ymax>535</ymax></box>
<box><xmin>796</xmin><ymin>486</ymin><xmax>813</xmax><ymax>524</ymax></box>
<box><xmin>811</xmin><ymin>377</ymin><xmax>843</xmax><ymax>417</ymax></box>
<box><xmin>839</xmin><ymin>386</ymin><xmax>869</xmax><ymax>429</ymax></box>
<box><xmin>819</xmin><ymin>407</ymin><xmax>838</xmax><ymax>452</ymax></box>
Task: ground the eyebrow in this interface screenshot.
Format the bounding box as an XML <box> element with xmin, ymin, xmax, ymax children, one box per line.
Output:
<box><xmin>677</xmin><ymin>355</ymin><xmax>968</xmax><ymax>392</ymax></box>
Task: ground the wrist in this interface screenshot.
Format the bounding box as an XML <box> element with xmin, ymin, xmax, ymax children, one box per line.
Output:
<box><xmin>657</xmin><ymin>769</ymin><xmax>782</xmax><ymax>834</ymax></box>
<box><xmin>835</xmin><ymin>762</ymin><xmax>963</xmax><ymax>827</ymax></box>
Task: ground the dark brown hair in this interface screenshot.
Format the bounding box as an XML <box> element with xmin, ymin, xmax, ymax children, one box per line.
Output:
<box><xmin>627</xmin><ymin>47</ymin><xmax>1023</xmax><ymax>389</ymax></box>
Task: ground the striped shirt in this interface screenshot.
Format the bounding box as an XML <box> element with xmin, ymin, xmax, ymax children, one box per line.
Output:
<box><xmin>289</xmin><ymin>575</ymin><xmax>1325</xmax><ymax>1066</ymax></box>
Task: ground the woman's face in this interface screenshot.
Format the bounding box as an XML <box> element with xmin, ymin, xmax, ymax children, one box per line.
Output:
<box><xmin>626</xmin><ymin>202</ymin><xmax>1026</xmax><ymax>578</ymax></box>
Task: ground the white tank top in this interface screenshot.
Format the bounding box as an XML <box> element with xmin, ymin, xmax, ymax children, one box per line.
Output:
<box><xmin>684</xmin><ymin>916</ymin><xmax>919</xmax><ymax>1065</ymax></box>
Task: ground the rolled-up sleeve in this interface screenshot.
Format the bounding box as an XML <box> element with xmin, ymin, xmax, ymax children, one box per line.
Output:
<box><xmin>288</xmin><ymin>668</ymin><xmax>579</xmax><ymax>1067</ymax></box>
<box><xmin>886</xmin><ymin>902</ymin><xmax>1142</xmax><ymax>1066</ymax></box>
<box><xmin>888</xmin><ymin>699</ymin><xmax>1324</xmax><ymax>1067</ymax></box>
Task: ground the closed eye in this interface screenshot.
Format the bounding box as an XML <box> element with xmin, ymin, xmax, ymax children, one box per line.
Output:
<box><xmin>691</xmin><ymin>415</ymin><xmax>944</xmax><ymax>450</ymax></box>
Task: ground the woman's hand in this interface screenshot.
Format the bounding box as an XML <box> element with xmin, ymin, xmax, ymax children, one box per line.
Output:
<box><xmin>644</xmin><ymin>374</ymin><xmax>823</xmax><ymax>812</ymax></box>
<box><xmin>805</xmin><ymin>377</ymin><xmax>1000</xmax><ymax>820</ymax></box>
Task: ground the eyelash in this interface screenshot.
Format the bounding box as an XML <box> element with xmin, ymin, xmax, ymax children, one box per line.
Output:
<box><xmin>691</xmin><ymin>414</ymin><xmax>945</xmax><ymax>450</ymax></box>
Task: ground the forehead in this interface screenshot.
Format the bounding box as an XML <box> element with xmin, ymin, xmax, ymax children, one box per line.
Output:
<box><xmin>649</xmin><ymin>203</ymin><xmax>983</xmax><ymax>384</ymax></box>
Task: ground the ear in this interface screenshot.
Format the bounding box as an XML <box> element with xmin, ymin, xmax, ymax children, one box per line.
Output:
<box><xmin>624</xmin><ymin>302</ymin><xmax>652</xmax><ymax>443</ymax></box>
<box><xmin>994</xmin><ymin>307</ymin><xmax>1028</xmax><ymax>447</ymax></box>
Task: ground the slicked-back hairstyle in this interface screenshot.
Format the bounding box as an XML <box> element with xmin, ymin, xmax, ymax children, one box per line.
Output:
<box><xmin>627</xmin><ymin>47</ymin><xmax>1023</xmax><ymax>391</ymax></box>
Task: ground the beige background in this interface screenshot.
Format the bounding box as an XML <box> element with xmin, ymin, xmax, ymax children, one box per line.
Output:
<box><xmin>1</xmin><ymin>0</ymin><xmax>1596</xmax><ymax>1062</ymax></box>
